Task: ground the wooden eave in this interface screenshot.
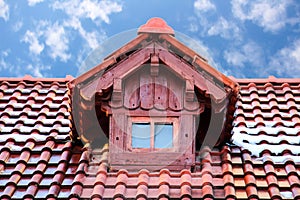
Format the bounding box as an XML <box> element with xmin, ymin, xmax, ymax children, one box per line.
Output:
<box><xmin>68</xmin><ymin>33</ymin><xmax>150</xmax><ymax>88</ymax></box>
<box><xmin>69</xmin><ymin>32</ymin><xmax>240</xmax><ymax>101</ymax></box>
<box><xmin>76</xmin><ymin>42</ymin><xmax>230</xmax><ymax>105</ymax></box>
<box><xmin>80</xmin><ymin>46</ymin><xmax>153</xmax><ymax>101</ymax></box>
<box><xmin>159</xmin><ymin>34</ymin><xmax>240</xmax><ymax>96</ymax></box>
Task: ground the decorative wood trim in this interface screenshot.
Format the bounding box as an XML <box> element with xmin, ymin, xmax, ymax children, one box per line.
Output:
<box><xmin>139</xmin><ymin>71</ymin><xmax>154</xmax><ymax>110</ymax></box>
<box><xmin>151</xmin><ymin>53</ymin><xmax>159</xmax><ymax>76</ymax></box>
<box><xmin>185</xmin><ymin>79</ymin><xmax>194</xmax><ymax>102</ymax></box>
<box><xmin>101</xmin><ymin>105</ymin><xmax>205</xmax><ymax>116</ymax></box>
<box><xmin>158</xmin><ymin>48</ymin><xmax>227</xmax><ymax>103</ymax></box>
<box><xmin>154</xmin><ymin>75</ymin><xmax>168</xmax><ymax>110</ymax></box>
<box><xmin>96</xmin><ymin>47</ymin><xmax>153</xmax><ymax>95</ymax></box>
<box><xmin>111</xmin><ymin>78</ymin><xmax>123</xmax><ymax>108</ymax></box>
<box><xmin>159</xmin><ymin>34</ymin><xmax>239</xmax><ymax>92</ymax></box>
<box><xmin>78</xmin><ymin>47</ymin><xmax>153</xmax><ymax>101</ymax></box>
<box><xmin>70</xmin><ymin>33</ymin><xmax>149</xmax><ymax>87</ymax></box>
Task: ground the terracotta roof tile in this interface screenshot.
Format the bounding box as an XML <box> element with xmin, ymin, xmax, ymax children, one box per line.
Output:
<box><xmin>0</xmin><ymin>77</ymin><xmax>299</xmax><ymax>199</ymax></box>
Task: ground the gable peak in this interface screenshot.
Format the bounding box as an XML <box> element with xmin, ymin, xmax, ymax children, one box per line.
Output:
<box><xmin>138</xmin><ymin>17</ymin><xmax>174</xmax><ymax>35</ymax></box>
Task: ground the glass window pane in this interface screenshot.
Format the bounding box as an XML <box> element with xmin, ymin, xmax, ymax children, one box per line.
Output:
<box><xmin>154</xmin><ymin>123</ymin><xmax>173</xmax><ymax>148</ymax></box>
<box><xmin>132</xmin><ymin>123</ymin><xmax>150</xmax><ymax>148</ymax></box>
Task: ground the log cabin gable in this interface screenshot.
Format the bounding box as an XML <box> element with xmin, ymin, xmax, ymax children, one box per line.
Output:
<box><xmin>68</xmin><ymin>18</ymin><xmax>239</xmax><ymax>171</ymax></box>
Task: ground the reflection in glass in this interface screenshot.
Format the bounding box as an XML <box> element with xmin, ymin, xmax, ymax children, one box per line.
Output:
<box><xmin>154</xmin><ymin>123</ymin><xmax>173</xmax><ymax>148</ymax></box>
<box><xmin>132</xmin><ymin>123</ymin><xmax>151</xmax><ymax>148</ymax></box>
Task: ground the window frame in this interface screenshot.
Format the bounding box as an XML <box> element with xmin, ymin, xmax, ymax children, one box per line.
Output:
<box><xmin>127</xmin><ymin>116</ymin><xmax>179</xmax><ymax>152</ymax></box>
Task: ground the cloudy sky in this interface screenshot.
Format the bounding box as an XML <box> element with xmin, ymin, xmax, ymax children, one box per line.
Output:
<box><xmin>0</xmin><ymin>0</ymin><xmax>299</xmax><ymax>78</ymax></box>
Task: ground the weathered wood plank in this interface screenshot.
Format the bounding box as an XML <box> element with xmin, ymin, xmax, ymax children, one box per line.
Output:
<box><xmin>168</xmin><ymin>72</ymin><xmax>183</xmax><ymax>111</ymax></box>
<box><xmin>154</xmin><ymin>74</ymin><xmax>168</xmax><ymax>110</ymax></box>
<box><xmin>111</xmin><ymin>78</ymin><xmax>123</xmax><ymax>108</ymax></box>
<box><xmin>158</xmin><ymin>49</ymin><xmax>227</xmax><ymax>103</ymax></box>
<box><xmin>95</xmin><ymin>47</ymin><xmax>153</xmax><ymax>95</ymax></box>
<box><xmin>140</xmin><ymin>69</ymin><xmax>154</xmax><ymax>110</ymax></box>
<box><xmin>184</xmin><ymin>79</ymin><xmax>203</xmax><ymax>111</ymax></box>
<box><xmin>124</xmin><ymin>73</ymin><xmax>140</xmax><ymax>109</ymax></box>
<box><xmin>110</xmin><ymin>151</ymin><xmax>194</xmax><ymax>171</ymax></box>
<box><xmin>105</xmin><ymin>107</ymin><xmax>204</xmax><ymax>116</ymax></box>
<box><xmin>159</xmin><ymin>34</ymin><xmax>238</xmax><ymax>91</ymax></box>
<box><xmin>109</xmin><ymin>114</ymin><xmax>126</xmax><ymax>153</ymax></box>
<box><xmin>72</xmin><ymin>34</ymin><xmax>150</xmax><ymax>86</ymax></box>
<box><xmin>179</xmin><ymin>115</ymin><xmax>195</xmax><ymax>154</ymax></box>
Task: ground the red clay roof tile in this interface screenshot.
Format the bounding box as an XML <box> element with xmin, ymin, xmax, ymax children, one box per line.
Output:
<box><xmin>0</xmin><ymin>75</ymin><xmax>299</xmax><ymax>199</ymax></box>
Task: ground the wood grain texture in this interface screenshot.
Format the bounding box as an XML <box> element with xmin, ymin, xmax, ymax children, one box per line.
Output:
<box><xmin>124</xmin><ymin>73</ymin><xmax>140</xmax><ymax>109</ymax></box>
<box><xmin>154</xmin><ymin>74</ymin><xmax>168</xmax><ymax>110</ymax></box>
<box><xmin>140</xmin><ymin>69</ymin><xmax>154</xmax><ymax>110</ymax></box>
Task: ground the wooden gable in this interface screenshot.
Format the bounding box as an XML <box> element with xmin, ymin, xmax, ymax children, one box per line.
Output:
<box><xmin>68</xmin><ymin>18</ymin><xmax>239</xmax><ymax>171</ymax></box>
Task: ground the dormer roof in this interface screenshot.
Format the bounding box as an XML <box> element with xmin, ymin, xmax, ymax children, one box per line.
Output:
<box><xmin>68</xmin><ymin>18</ymin><xmax>240</xmax><ymax>146</ymax></box>
<box><xmin>69</xmin><ymin>18</ymin><xmax>239</xmax><ymax>102</ymax></box>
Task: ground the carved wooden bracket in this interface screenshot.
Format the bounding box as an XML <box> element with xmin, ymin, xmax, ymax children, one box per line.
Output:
<box><xmin>150</xmin><ymin>53</ymin><xmax>159</xmax><ymax>76</ymax></box>
<box><xmin>185</xmin><ymin>79</ymin><xmax>195</xmax><ymax>102</ymax></box>
<box><xmin>111</xmin><ymin>78</ymin><xmax>123</xmax><ymax>107</ymax></box>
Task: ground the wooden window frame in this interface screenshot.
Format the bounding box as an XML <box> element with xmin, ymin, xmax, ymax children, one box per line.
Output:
<box><xmin>127</xmin><ymin>116</ymin><xmax>179</xmax><ymax>152</ymax></box>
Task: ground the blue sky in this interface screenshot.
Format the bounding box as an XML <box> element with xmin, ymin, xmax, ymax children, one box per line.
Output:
<box><xmin>0</xmin><ymin>0</ymin><xmax>299</xmax><ymax>78</ymax></box>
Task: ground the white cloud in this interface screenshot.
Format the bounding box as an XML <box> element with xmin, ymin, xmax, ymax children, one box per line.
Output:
<box><xmin>64</xmin><ymin>17</ymin><xmax>106</xmax><ymax>50</ymax></box>
<box><xmin>176</xmin><ymin>32</ymin><xmax>233</xmax><ymax>75</ymax></box>
<box><xmin>1</xmin><ymin>49</ymin><xmax>10</xmax><ymax>57</ymax></box>
<box><xmin>26</xmin><ymin>64</ymin><xmax>51</xmax><ymax>77</ymax></box>
<box><xmin>0</xmin><ymin>50</ymin><xmax>9</xmax><ymax>71</ymax></box>
<box><xmin>45</xmin><ymin>22</ymin><xmax>71</xmax><ymax>62</ymax></box>
<box><xmin>22</xmin><ymin>30</ymin><xmax>44</xmax><ymax>55</ymax></box>
<box><xmin>12</xmin><ymin>21</ymin><xmax>23</xmax><ymax>32</ymax></box>
<box><xmin>0</xmin><ymin>0</ymin><xmax>9</xmax><ymax>21</ymax></box>
<box><xmin>231</xmin><ymin>0</ymin><xmax>298</xmax><ymax>32</ymax></box>
<box><xmin>224</xmin><ymin>41</ymin><xmax>264</xmax><ymax>67</ymax></box>
<box><xmin>268</xmin><ymin>39</ymin><xmax>300</xmax><ymax>77</ymax></box>
<box><xmin>50</xmin><ymin>0</ymin><xmax>122</xmax><ymax>56</ymax></box>
<box><xmin>207</xmin><ymin>17</ymin><xmax>241</xmax><ymax>40</ymax></box>
<box><xmin>27</xmin><ymin>0</ymin><xmax>44</xmax><ymax>6</ymax></box>
<box><xmin>194</xmin><ymin>0</ymin><xmax>216</xmax><ymax>12</ymax></box>
<box><xmin>52</xmin><ymin>0</ymin><xmax>122</xmax><ymax>24</ymax></box>
<box><xmin>188</xmin><ymin>22</ymin><xmax>199</xmax><ymax>33</ymax></box>
<box><xmin>0</xmin><ymin>50</ymin><xmax>21</xmax><ymax>75</ymax></box>
<box><xmin>0</xmin><ymin>49</ymin><xmax>51</xmax><ymax>77</ymax></box>
<box><xmin>192</xmin><ymin>1</ymin><xmax>240</xmax><ymax>40</ymax></box>
<box><xmin>22</xmin><ymin>20</ymin><xmax>72</xmax><ymax>62</ymax></box>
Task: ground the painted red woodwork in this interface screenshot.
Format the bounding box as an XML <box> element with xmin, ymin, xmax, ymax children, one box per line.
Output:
<box><xmin>138</xmin><ymin>17</ymin><xmax>175</xmax><ymax>35</ymax></box>
<box><xmin>108</xmin><ymin>65</ymin><xmax>202</xmax><ymax>171</ymax></box>
<box><xmin>68</xmin><ymin>17</ymin><xmax>239</xmax><ymax>172</ymax></box>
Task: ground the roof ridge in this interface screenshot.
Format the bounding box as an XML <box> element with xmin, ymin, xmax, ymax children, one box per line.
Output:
<box><xmin>230</xmin><ymin>76</ymin><xmax>300</xmax><ymax>83</ymax></box>
<box><xmin>0</xmin><ymin>75</ymin><xmax>74</xmax><ymax>82</ymax></box>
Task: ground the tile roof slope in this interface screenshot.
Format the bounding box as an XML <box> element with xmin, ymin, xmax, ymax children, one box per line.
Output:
<box><xmin>0</xmin><ymin>76</ymin><xmax>85</xmax><ymax>200</ymax></box>
<box><xmin>231</xmin><ymin>77</ymin><xmax>300</xmax><ymax>200</ymax></box>
<box><xmin>0</xmin><ymin>76</ymin><xmax>300</xmax><ymax>199</ymax></box>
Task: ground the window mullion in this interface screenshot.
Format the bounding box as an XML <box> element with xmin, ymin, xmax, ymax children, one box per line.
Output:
<box><xmin>150</xmin><ymin>120</ymin><xmax>154</xmax><ymax>151</ymax></box>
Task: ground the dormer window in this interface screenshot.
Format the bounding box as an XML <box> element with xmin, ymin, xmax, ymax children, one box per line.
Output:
<box><xmin>69</xmin><ymin>18</ymin><xmax>239</xmax><ymax>172</ymax></box>
<box><xmin>129</xmin><ymin>117</ymin><xmax>178</xmax><ymax>150</ymax></box>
